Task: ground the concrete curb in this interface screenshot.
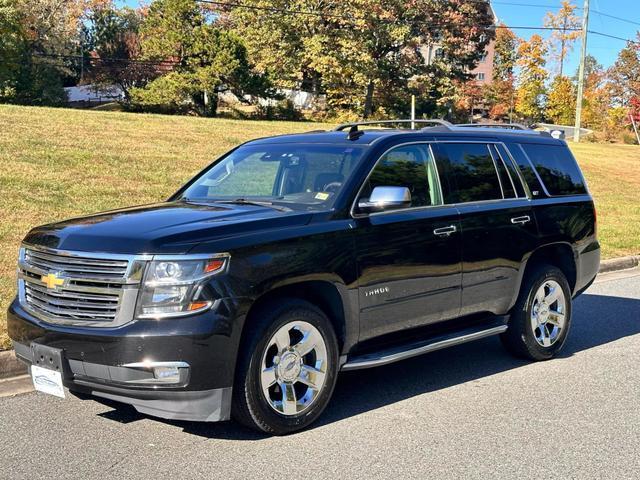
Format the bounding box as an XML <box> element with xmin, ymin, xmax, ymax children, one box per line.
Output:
<box><xmin>0</xmin><ymin>349</ymin><xmax>27</xmax><ymax>380</ymax></box>
<box><xmin>598</xmin><ymin>255</ymin><xmax>640</xmax><ymax>274</ymax></box>
<box><xmin>0</xmin><ymin>255</ymin><xmax>637</xmax><ymax>382</ymax></box>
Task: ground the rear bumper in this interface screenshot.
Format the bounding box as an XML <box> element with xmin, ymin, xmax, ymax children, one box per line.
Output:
<box><xmin>8</xmin><ymin>298</ymin><xmax>242</xmax><ymax>422</ymax></box>
<box><xmin>575</xmin><ymin>240</ymin><xmax>601</xmax><ymax>297</ymax></box>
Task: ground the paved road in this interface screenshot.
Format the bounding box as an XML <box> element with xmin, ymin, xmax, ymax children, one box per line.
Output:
<box><xmin>1</xmin><ymin>270</ymin><xmax>639</xmax><ymax>479</ymax></box>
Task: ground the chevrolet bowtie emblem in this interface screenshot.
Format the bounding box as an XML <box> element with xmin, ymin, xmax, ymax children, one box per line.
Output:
<box><xmin>41</xmin><ymin>273</ymin><xmax>65</xmax><ymax>290</ymax></box>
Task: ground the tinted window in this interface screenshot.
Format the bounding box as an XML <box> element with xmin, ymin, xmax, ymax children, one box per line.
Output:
<box><xmin>509</xmin><ymin>144</ymin><xmax>545</xmax><ymax>196</ymax></box>
<box><xmin>362</xmin><ymin>144</ymin><xmax>442</xmax><ymax>208</ymax></box>
<box><xmin>438</xmin><ymin>143</ymin><xmax>503</xmax><ymax>203</ymax></box>
<box><xmin>521</xmin><ymin>144</ymin><xmax>587</xmax><ymax>196</ymax></box>
<box><xmin>180</xmin><ymin>144</ymin><xmax>365</xmax><ymax>210</ymax></box>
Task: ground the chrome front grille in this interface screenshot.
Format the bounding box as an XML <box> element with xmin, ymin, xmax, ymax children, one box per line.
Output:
<box><xmin>24</xmin><ymin>248</ymin><xmax>129</xmax><ymax>280</ymax></box>
<box><xmin>18</xmin><ymin>246</ymin><xmax>146</xmax><ymax>327</ymax></box>
<box><xmin>24</xmin><ymin>281</ymin><xmax>120</xmax><ymax>321</ymax></box>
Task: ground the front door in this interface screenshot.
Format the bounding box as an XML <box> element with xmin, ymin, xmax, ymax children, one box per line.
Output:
<box><xmin>354</xmin><ymin>143</ymin><xmax>462</xmax><ymax>342</ymax></box>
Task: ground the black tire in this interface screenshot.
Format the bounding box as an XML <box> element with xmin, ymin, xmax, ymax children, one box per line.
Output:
<box><xmin>501</xmin><ymin>263</ymin><xmax>572</xmax><ymax>361</ymax></box>
<box><xmin>231</xmin><ymin>298</ymin><xmax>339</xmax><ymax>435</ymax></box>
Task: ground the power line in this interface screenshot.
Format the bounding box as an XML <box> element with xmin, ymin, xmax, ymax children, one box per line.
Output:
<box><xmin>584</xmin><ymin>10</ymin><xmax>640</xmax><ymax>28</ymax></box>
<box><xmin>589</xmin><ymin>30</ymin><xmax>640</xmax><ymax>45</ymax></box>
<box><xmin>34</xmin><ymin>52</ymin><xmax>180</xmax><ymax>66</ymax></box>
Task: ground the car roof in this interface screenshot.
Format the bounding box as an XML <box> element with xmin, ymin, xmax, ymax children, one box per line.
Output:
<box><xmin>244</xmin><ymin>127</ymin><xmax>566</xmax><ymax>147</ymax></box>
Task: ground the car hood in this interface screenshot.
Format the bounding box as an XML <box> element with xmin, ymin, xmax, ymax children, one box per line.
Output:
<box><xmin>23</xmin><ymin>201</ymin><xmax>315</xmax><ymax>255</ymax></box>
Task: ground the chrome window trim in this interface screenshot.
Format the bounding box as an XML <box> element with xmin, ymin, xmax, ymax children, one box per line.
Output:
<box><xmin>350</xmin><ymin>141</ymin><xmax>445</xmax><ymax>219</ymax></box>
<box><xmin>484</xmin><ymin>143</ymin><xmax>506</xmax><ymax>199</ymax></box>
<box><xmin>432</xmin><ymin>140</ymin><xmax>531</xmax><ymax>201</ymax></box>
<box><xmin>488</xmin><ymin>144</ymin><xmax>517</xmax><ymax>199</ymax></box>
<box><xmin>350</xmin><ymin>140</ymin><xmax>536</xmax><ymax>220</ymax></box>
<box><xmin>516</xmin><ymin>143</ymin><xmax>554</xmax><ymax>197</ymax></box>
<box><xmin>493</xmin><ymin>142</ymin><xmax>531</xmax><ymax>199</ymax></box>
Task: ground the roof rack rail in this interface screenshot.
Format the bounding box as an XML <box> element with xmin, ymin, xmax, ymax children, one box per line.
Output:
<box><xmin>455</xmin><ymin>123</ymin><xmax>530</xmax><ymax>130</ymax></box>
<box><xmin>335</xmin><ymin>118</ymin><xmax>451</xmax><ymax>132</ymax></box>
<box><xmin>335</xmin><ymin>119</ymin><xmax>453</xmax><ymax>141</ymax></box>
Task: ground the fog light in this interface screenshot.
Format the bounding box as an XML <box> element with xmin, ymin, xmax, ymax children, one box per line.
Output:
<box><xmin>153</xmin><ymin>366</ymin><xmax>180</xmax><ymax>382</ymax></box>
<box><xmin>122</xmin><ymin>361</ymin><xmax>189</xmax><ymax>385</ymax></box>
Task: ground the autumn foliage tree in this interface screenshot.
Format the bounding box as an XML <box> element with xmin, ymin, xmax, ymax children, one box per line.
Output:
<box><xmin>484</xmin><ymin>24</ymin><xmax>517</xmax><ymax>120</ymax></box>
<box><xmin>544</xmin><ymin>0</ymin><xmax>581</xmax><ymax>77</ymax></box>
<box><xmin>87</xmin><ymin>6</ymin><xmax>158</xmax><ymax>101</ymax></box>
<box><xmin>546</xmin><ymin>75</ymin><xmax>575</xmax><ymax>124</ymax></box>
<box><xmin>515</xmin><ymin>34</ymin><xmax>548</xmax><ymax>123</ymax></box>
<box><xmin>225</xmin><ymin>0</ymin><xmax>494</xmax><ymax>118</ymax></box>
<box><xmin>609</xmin><ymin>34</ymin><xmax>640</xmax><ymax>109</ymax></box>
<box><xmin>131</xmin><ymin>0</ymin><xmax>271</xmax><ymax>115</ymax></box>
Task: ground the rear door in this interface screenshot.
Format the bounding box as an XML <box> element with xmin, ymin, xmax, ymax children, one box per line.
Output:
<box><xmin>354</xmin><ymin>142</ymin><xmax>462</xmax><ymax>342</ymax></box>
<box><xmin>433</xmin><ymin>141</ymin><xmax>538</xmax><ymax>316</ymax></box>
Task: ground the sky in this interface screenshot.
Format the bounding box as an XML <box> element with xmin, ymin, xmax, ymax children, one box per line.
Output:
<box><xmin>491</xmin><ymin>0</ymin><xmax>639</xmax><ymax>74</ymax></box>
<box><xmin>122</xmin><ymin>0</ymin><xmax>639</xmax><ymax>74</ymax></box>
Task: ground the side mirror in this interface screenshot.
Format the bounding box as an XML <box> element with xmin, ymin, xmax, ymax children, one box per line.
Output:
<box><xmin>358</xmin><ymin>186</ymin><xmax>412</xmax><ymax>213</ymax></box>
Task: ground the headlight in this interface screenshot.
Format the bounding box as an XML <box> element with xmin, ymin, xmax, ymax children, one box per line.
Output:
<box><xmin>135</xmin><ymin>254</ymin><xmax>229</xmax><ymax>319</ymax></box>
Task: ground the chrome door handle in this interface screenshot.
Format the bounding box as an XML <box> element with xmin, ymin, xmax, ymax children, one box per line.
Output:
<box><xmin>511</xmin><ymin>215</ymin><xmax>531</xmax><ymax>225</ymax></box>
<box><xmin>433</xmin><ymin>225</ymin><xmax>457</xmax><ymax>237</ymax></box>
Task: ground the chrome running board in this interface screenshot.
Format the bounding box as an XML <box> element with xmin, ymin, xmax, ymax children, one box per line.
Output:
<box><xmin>341</xmin><ymin>318</ymin><xmax>509</xmax><ymax>371</ymax></box>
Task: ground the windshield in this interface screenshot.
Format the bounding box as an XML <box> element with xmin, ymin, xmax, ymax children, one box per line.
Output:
<box><xmin>179</xmin><ymin>144</ymin><xmax>366</xmax><ymax>210</ymax></box>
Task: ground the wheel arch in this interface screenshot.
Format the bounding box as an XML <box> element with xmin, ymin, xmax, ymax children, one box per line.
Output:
<box><xmin>510</xmin><ymin>242</ymin><xmax>578</xmax><ymax>309</ymax></box>
<box><xmin>238</xmin><ymin>278</ymin><xmax>356</xmax><ymax>358</ymax></box>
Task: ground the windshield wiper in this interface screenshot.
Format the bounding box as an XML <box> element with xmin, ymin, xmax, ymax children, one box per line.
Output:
<box><xmin>214</xmin><ymin>198</ymin><xmax>291</xmax><ymax>212</ymax></box>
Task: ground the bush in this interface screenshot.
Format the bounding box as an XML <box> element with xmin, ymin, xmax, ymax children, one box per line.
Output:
<box><xmin>128</xmin><ymin>72</ymin><xmax>195</xmax><ymax>115</ymax></box>
<box><xmin>255</xmin><ymin>99</ymin><xmax>303</xmax><ymax>120</ymax></box>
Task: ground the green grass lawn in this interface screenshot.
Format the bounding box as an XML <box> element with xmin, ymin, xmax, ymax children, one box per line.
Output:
<box><xmin>0</xmin><ymin>105</ymin><xmax>638</xmax><ymax>349</ymax></box>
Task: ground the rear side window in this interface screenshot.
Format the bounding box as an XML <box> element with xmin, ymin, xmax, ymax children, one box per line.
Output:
<box><xmin>438</xmin><ymin>143</ymin><xmax>503</xmax><ymax>203</ymax></box>
<box><xmin>521</xmin><ymin>144</ymin><xmax>587</xmax><ymax>196</ymax></box>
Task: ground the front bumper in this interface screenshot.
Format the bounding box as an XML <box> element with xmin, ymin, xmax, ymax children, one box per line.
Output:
<box><xmin>8</xmin><ymin>298</ymin><xmax>242</xmax><ymax>422</ymax></box>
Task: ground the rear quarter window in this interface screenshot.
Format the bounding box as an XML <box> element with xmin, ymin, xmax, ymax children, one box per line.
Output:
<box><xmin>521</xmin><ymin>144</ymin><xmax>587</xmax><ymax>196</ymax></box>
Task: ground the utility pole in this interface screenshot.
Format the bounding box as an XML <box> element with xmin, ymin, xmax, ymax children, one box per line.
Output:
<box><xmin>411</xmin><ymin>95</ymin><xmax>416</xmax><ymax>129</ymax></box>
<box><xmin>573</xmin><ymin>0</ymin><xmax>590</xmax><ymax>142</ymax></box>
<box><xmin>630</xmin><ymin>113</ymin><xmax>640</xmax><ymax>145</ymax></box>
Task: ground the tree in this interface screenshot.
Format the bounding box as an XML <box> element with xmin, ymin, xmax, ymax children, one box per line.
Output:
<box><xmin>546</xmin><ymin>75</ymin><xmax>575</xmax><ymax>124</ymax></box>
<box><xmin>0</xmin><ymin>0</ymin><xmax>89</xmax><ymax>105</ymax></box>
<box><xmin>485</xmin><ymin>24</ymin><xmax>517</xmax><ymax>121</ymax></box>
<box><xmin>225</xmin><ymin>0</ymin><xmax>495</xmax><ymax>118</ymax></box>
<box><xmin>515</xmin><ymin>34</ymin><xmax>548</xmax><ymax>123</ymax></box>
<box><xmin>576</xmin><ymin>55</ymin><xmax>610</xmax><ymax>130</ymax></box>
<box><xmin>86</xmin><ymin>6</ymin><xmax>158</xmax><ymax>101</ymax></box>
<box><xmin>0</xmin><ymin>0</ymin><xmax>26</xmax><ymax>101</ymax></box>
<box><xmin>544</xmin><ymin>0</ymin><xmax>581</xmax><ymax>77</ymax></box>
<box><xmin>609</xmin><ymin>33</ymin><xmax>640</xmax><ymax>108</ymax></box>
<box><xmin>493</xmin><ymin>23</ymin><xmax>518</xmax><ymax>82</ymax></box>
<box><xmin>132</xmin><ymin>0</ymin><xmax>271</xmax><ymax>115</ymax></box>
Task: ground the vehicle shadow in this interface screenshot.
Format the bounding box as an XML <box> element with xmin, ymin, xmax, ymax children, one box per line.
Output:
<box><xmin>97</xmin><ymin>292</ymin><xmax>640</xmax><ymax>439</ymax></box>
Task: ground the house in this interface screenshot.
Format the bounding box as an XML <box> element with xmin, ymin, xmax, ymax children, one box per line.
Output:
<box><xmin>64</xmin><ymin>84</ymin><xmax>123</xmax><ymax>106</ymax></box>
<box><xmin>420</xmin><ymin>0</ymin><xmax>498</xmax><ymax>85</ymax></box>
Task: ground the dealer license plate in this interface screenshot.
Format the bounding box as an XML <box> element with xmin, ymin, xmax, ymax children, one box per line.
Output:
<box><xmin>31</xmin><ymin>364</ymin><xmax>65</xmax><ymax>398</ymax></box>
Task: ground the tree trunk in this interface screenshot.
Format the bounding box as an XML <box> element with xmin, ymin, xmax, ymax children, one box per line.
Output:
<box><xmin>363</xmin><ymin>81</ymin><xmax>375</xmax><ymax>119</ymax></box>
<box><xmin>559</xmin><ymin>37</ymin><xmax>565</xmax><ymax>77</ymax></box>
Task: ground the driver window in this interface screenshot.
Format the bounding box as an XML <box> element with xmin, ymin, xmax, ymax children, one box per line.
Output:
<box><xmin>363</xmin><ymin>144</ymin><xmax>442</xmax><ymax>208</ymax></box>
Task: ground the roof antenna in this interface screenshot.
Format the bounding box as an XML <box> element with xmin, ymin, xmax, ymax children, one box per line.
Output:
<box><xmin>347</xmin><ymin>125</ymin><xmax>365</xmax><ymax>141</ymax></box>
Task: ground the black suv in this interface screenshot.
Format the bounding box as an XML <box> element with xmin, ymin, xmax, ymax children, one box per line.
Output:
<box><xmin>8</xmin><ymin>120</ymin><xmax>599</xmax><ymax>434</ymax></box>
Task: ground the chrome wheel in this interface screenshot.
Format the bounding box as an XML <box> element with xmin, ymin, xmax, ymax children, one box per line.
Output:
<box><xmin>260</xmin><ymin>321</ymin><xmax>328</xmax><ymax>416</ymax></box>
<box><xmin>531</xmin><ymin>280</ymin><xmax>567</xmax><ymax>347</ymax></box>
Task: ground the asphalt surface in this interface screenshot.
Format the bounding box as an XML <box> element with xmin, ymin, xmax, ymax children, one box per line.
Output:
<box><xmin>1</xmin><ymin>269</ymin><xmax>639</xmax><ymax>479</ymax></box>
